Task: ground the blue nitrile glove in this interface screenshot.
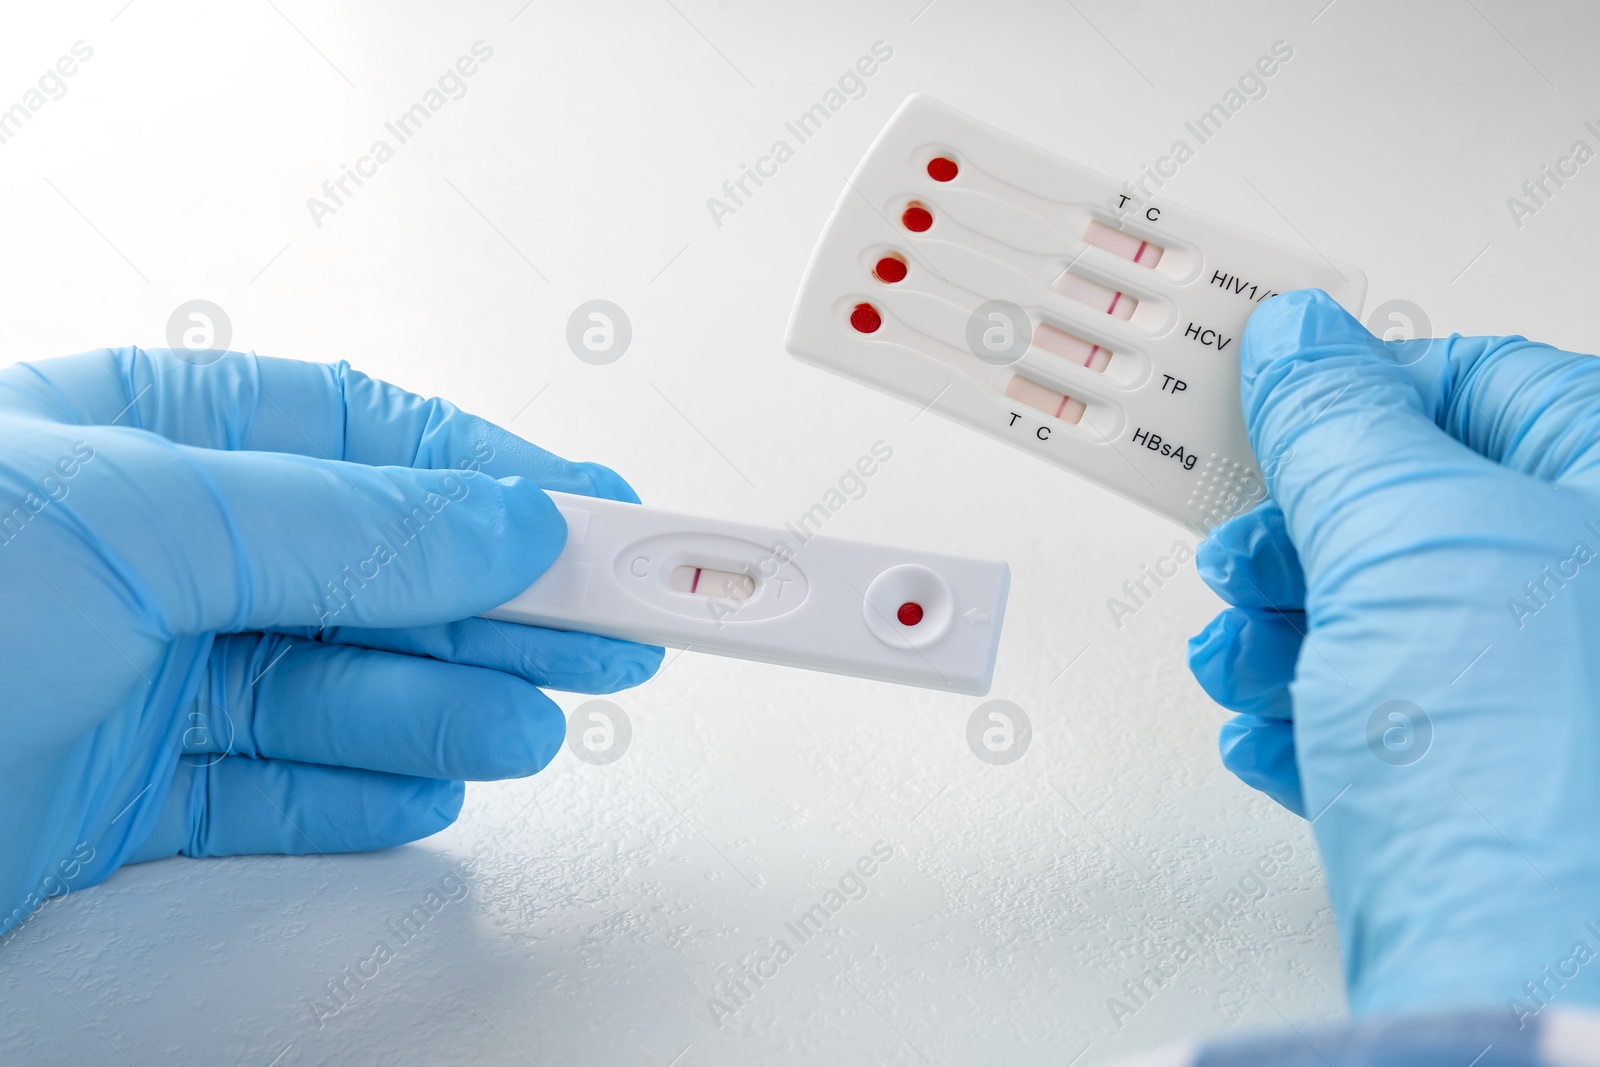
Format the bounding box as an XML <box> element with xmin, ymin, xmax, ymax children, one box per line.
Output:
<box><xmin>1187</xmin><ymin>289</ymin><xmax>1600</xmax><ymax>1018</ymax></box>
<box><xmin>0</xmin><ymin>348</ymin><xmax>662</xmax><ymax>937</ymax></box>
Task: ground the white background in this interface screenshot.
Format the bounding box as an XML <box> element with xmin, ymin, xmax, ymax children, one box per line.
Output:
<box><xmin>0</xmin><ymin>1</ymin><xmax>1594</xmax><ymax>1064</ymax></box>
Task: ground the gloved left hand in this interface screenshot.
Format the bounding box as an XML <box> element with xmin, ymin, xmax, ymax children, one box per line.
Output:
<box><xmin>0</xmin><ymin>347</ymin><xmax>662</xmax><ymax>938</ymax></box>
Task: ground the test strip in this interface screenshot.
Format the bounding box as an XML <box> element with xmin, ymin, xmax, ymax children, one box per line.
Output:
<box><xmin>1005</xmin><ymin>375</ymin><xmax>1085</xmax><ymax>424</ymax></box>
<box><xmin>1083</xmin><ymin>220</ymin><xmax>1164</xmax><ymax>268</ymax></box>
<box><xmin>670</xmin><ymin>564</ymin><xmax>756</xmax><ymax>600</ymax></box>
<box><xmin>1032</xmin><ymin>323</ymin><xmax>1111</xmax><ymax>372</ymax></box>
<box><xmin>1053</xmin><ymin>271</ymin><xmax>1137</xmax><ymax>320</ymax></box>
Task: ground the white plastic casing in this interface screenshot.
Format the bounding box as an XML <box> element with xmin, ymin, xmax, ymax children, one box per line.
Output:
<box><xmin>786</xmin><ymin>94</ymin><xmax>1367</xmax><ymax>537</ymax></box>
<box><xmin>485</xmin><ymin>492</ymin><xmax>1010</xmax><ymax>695</ymax></box>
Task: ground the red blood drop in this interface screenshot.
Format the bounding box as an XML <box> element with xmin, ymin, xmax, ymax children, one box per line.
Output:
<box><xmin>874</xmin><ymin>256</ymin><xmax>908</xmax><ymax>283</ymax></box>
<box><xmin>850</xmin><ymin>303</ymin><xmax>882</xmax><ymax>333</ymax></box>
<box><xmin>927</xmin><ymin>156</ymin><xmax>959</xmax><ymax>182</ymax></box>
<box><xmin>897</xmin><ymin>601</ymin><xmax>924</xmax><ymax>626</ymax></box>
<box><xmin>902</xmin><ymin>204</ymin><xmax>933</xmax><ymax>232</ymax></box>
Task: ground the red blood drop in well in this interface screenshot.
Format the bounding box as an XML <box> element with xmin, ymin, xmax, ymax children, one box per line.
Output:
<box><xmin>874</xmin><ymin>256</ymin><xmax>908</xmax><ymax>283</ymax></box>
<box><xmin>850</xmin><ymin>303</ymin><xmax>882</xmax><ymax>333</ymax></box>
<box><xmin>897</xmin><ymin>601</ymin><xmax>924</xmax><ymax>626</ymax></box>
<box><xmin>902</xmin><ymin>204</ymin><xmax>933</xmax><ymax>232</ymax></box>
<box><xmin>927</xmin><ymin>157</ymin><xmax>959</xmax><ymax>182</ymax></box>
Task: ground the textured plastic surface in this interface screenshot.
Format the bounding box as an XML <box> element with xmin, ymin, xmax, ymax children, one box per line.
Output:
<box><xmin>485</xmin><ymin>492</ymin><xmax>1010</xmax><ymax>695</ymax></box>
<box><xmin>787</xmin><ymin>94</ymin><xmax>1368</xmax><ymax>536</ymax></box>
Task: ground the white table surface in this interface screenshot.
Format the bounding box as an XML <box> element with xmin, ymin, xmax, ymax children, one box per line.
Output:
<box><xmin>1</xmin><ymin>1</ymin><xmax>1594</xmax><ymax>1063</ymax></box>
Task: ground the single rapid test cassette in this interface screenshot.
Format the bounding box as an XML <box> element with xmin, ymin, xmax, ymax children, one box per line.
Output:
<box><xmin>485</xmin><ymin>492</ymin><xmax>1009</xmax><ymax>695</ymax></box>
<box><xmin>786</xmin><ymin>95</ymin><xmax>1367</xmax><ymax>536</ymax></box>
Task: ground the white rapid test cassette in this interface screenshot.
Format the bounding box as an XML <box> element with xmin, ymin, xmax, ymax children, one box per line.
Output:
<box><xmin>486</xmin><ymin>492</ymin><xmax>1010</xmax><ymax>695</ymax></box>
<box><xmin>786</xmin><ymin>95</ymin><xmax>1367</xmax><ymax>536</ymax></box>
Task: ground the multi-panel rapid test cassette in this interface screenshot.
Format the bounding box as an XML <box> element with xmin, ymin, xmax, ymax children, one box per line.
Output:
<box><xmin>787</xmin><ymin>94</ymin><xmax>1367</xmax><ymax>536</ymax></box>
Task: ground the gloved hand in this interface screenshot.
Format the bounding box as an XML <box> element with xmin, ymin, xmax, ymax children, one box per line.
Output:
<box><xmin>0</xmin><ymin>347</ymin><xmax>661</xmax><ymax>938</ymax></box>
<box><xmin>1187</xmin><ymin>290</ymin><xmax>1600</xmax><ymax>1017</ymax></box>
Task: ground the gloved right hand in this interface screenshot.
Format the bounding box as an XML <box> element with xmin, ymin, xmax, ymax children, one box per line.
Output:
<box><xmin>1187</xmin><ymin>290</ymin><xmax>1600</xmax><ymax>1017</ymax></box>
